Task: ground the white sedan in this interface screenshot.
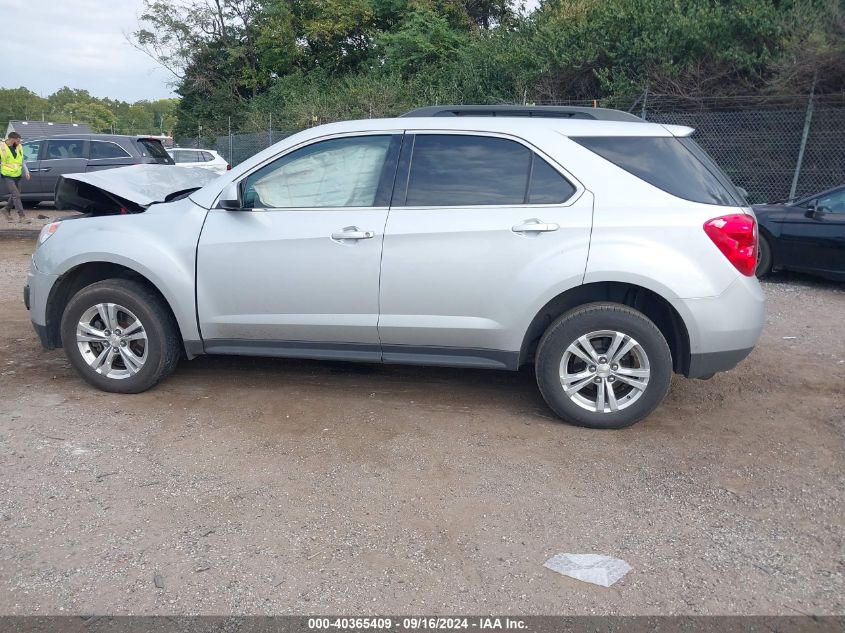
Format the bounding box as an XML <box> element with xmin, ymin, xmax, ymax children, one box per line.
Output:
<box><xmin>167</xmin><ymin>148</ymin><xmax>231</xmax><ymax>174</ymax></box>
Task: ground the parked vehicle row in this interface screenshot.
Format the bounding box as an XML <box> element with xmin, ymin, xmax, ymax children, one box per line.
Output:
<box><xmin>17</xmin><ymin>134</ymin><xmax>173</xmax><ymax>202</ymax></box>
<box><xmin>9</xmin><ymin>135</ymin><xmax>234</xmax><ymax>203</ymax></box>
<box><xmin>25</xmin><ymin>105</ymin><xmax>766</xmax><ymax>429</ymax></box>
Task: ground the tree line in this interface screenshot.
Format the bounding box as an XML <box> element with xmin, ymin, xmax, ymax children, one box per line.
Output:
<box><xmin>0</xmin><ymin>86</ymin><xmax>178</xmax><ymax>136</ymax></box>
<box><xmin>3</xmin><ymin>1</ymin><xmax>843</xmax><ymax>140</ymax></box>
<box><xmin>133</xmin><ymin>0</ymin><xmax>843</xmax><ymax>139</ymax></box>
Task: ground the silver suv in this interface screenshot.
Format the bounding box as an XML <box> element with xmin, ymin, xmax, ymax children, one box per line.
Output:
<box><xmin>24</xmin><ymin>106</ymin><xmax>765</xmax><ymax>429</ymax></box>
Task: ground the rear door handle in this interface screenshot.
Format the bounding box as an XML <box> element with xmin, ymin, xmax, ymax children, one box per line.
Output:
<box><xmin>331</xmin><ymin>226</ymin><xmax>375</xmax><ymax>241</ymax></box>
<box><xmin>512</xmin><ymin>221</ymin><xmax>560</xmax><ymax>233</ymax></box>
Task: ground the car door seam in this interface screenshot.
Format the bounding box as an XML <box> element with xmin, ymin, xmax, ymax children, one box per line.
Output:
<box><xmin>376</xmin><ymin>132</ymin><xmax>408</xmax><ymax>357</ymax></box>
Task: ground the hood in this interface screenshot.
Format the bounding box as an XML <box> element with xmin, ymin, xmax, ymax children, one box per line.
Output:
<box><xmin>56</xmin><ymin>164</ymin><xmax>219</xmax><ymax>211</ymax></box>
<box><xmin>752</xmin><ymin>202</ymin><xmax>790</xmax><ymax>215</ymax></box>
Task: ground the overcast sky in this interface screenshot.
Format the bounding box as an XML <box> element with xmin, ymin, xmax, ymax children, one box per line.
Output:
<box><xmin>2</xmin><ymin>0</ymin><xmax>542</xmax><ymax>103</ymax></box>
<box><xmin>0</xmin><ymin>0</ymin><xmax>176</xmax><ymax>102</ymax></box>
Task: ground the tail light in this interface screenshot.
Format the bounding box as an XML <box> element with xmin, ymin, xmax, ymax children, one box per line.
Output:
<box><xmin>703</xmin><ymin>214</ymin><xmax>757</xmax><ymax>276</ymax></box>
<box><xmin>226</xmin><ymin>164</ymin><xmax>232</xmax><ymax>171</ymax></box>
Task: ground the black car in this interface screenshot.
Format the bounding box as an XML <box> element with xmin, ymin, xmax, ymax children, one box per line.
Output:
<box><xmin>17</xmin><ymin>134</ymin><xmax>174</xmax><ymax>203</ymax></box>
<box><xmin>754</xmin><ymin>184</ymin><xmax>845</xmax><ymax>281</ymax></box>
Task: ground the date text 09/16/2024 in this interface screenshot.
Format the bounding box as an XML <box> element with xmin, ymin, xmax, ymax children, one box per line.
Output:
<box><xmin>307</xmin><ymin>617</ymin><xmax>527</xmax><ymax>630</ymax></box>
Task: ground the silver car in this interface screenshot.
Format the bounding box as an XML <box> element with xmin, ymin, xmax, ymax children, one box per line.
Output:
<box><xmin>24</xmin><ymin>106</ymin><xmax>765</xmax><ymax>428</ymax></box>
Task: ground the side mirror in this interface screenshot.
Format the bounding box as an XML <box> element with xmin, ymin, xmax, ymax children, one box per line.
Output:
<box><xmin>737</xmin><ymin>186</ymin><xmax>749</xmax><ymax>200</ymax></box>
<box><xmin>216</xmin><ymin>182</ymin><xmax>242</xmax><ymax>210</ymax></box>
<box><xmin>804</xmin><ymin>199</ymin><xmax>819</xmax><ymax>218</ymax></box>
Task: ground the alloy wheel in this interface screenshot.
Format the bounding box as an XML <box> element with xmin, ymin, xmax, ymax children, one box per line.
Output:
<box><xmin>76</xmin><ymin>303</ymin><xmax>148</xmax><ymax>379</ymax></box>
<box><xmin>559</xmin><ymin>329</ymin><xmax>650</xmax><ymax>413</ymax></box>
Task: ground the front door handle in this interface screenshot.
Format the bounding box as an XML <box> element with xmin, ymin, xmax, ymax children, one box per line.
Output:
<box><xmin>512</xmin><ymin>220</ymin><xmax>560</xmax><ymax>234</ymax></box>
<box><xmin>331</xmin><ymin>226</ymin><xmax>375</xmax><ymax>242</ymax></box>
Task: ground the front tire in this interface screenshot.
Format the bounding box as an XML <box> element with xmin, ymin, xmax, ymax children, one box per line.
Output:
<box><xmin>535</xmin><ymin>303</ymin><xmax>672</xmax><ymax>429</ymax></box>
<box><xmin>60</xmin><ymin>279</ymin><xmax>181</xmax><ymax>393</ymax></box>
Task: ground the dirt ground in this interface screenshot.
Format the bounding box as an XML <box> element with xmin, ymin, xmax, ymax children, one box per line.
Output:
<box><xmin>0</xmin><ymin>237</ymin><xmax>842</xmax><ymax>616</ymax></box>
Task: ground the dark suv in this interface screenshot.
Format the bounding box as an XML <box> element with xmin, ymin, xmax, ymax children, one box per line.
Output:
<box><xmin>19</xmin><ymin>134</ymin><xmax>174</xmax><ymax>202</ymax></box>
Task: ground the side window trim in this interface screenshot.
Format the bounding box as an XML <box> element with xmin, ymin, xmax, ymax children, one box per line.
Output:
<box><xmin>523</xmin><ymin>153</ymin><xmax>536</xmax><ymax>204</ymax></box>
<box><xmin>374</xmin><ymin>134</ymin><xmax>404</xmax><ymax>208</ymax></box>
<box><xmin>391</xmin><ymin>133</ymin><xmax>415</xmax><ymax>207</ymax></box>
<box><xmin>394</xmin><ymin>130</ymin><xmax>581</xmax><ymax>209</ymax></box>
<box><xmin>238</xmin><ymin>132</ymin><xmax>403</xmax><ymax>211</ymax></box>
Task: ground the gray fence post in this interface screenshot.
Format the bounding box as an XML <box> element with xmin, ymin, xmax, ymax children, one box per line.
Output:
<box><xmin>789</xmin><ymin>85</ymin><xmax>816</xmax><ymax>201</ymax></box>
<box><xmin>640</xmin><ymin>86</ymin><xmax>649</xmax><ymax>121</ymax></box>
<box><xmin>228</xmin><ymin>116</ymin><xmax>233</xmax><ymax>165</ymax></box>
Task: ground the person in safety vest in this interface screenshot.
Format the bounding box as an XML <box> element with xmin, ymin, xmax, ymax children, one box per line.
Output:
<box><xmin>1</xmin><ymin>132</ymin><xmax>32</xmax><ymax>223</ymax></box>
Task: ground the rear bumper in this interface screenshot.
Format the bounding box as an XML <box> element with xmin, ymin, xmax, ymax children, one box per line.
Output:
<box><xmin>673</xmin><ymin>275</ymin><xmax>766</xmax><ymax>378</ymax></box>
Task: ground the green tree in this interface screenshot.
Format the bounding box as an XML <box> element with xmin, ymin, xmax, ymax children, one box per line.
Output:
<box><xmin>48</xmin><ymin>87</ymin><xmax>96</xmax><ymax>111</ymax></box>
<box><xmin>64</xmin><ymin>101</ymin><xmax>117</xmax><ymax>133</ymax></box>
<box><xmin>0</xmin><ymin>87</ymin><xmax>49</xmax><ymax>124</ymax></box>
<box><xmin>380</xmin><ymin>6</ymin><xmax>466</xmax><ymax>77</ymax></box>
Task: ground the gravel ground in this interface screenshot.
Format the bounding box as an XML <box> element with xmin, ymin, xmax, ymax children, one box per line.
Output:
<box><xmin>0</xmin><ymin>206</ymin><xmax>78</xmax><ymax>233</ymax></box>
<box><xmin>0</xmin><ymin>238</ymin><xmax>843</xmax><ymax>616</ymax></box>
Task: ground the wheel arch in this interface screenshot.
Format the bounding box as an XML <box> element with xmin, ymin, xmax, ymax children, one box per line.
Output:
<box><xmin>43</xmin><ymin>261</ymin><xmax>194</xmax><ymax>357</ymax></box>
<box><xmin>519</xmin><ymin>282</ymin><xmax>691</xmax><ymax>374</ymax></box>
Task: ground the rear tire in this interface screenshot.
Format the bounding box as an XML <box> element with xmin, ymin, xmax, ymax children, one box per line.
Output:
<box><xmin>60</xmin><ymin>279</ymin><xmax>181</xmax><ymax>393</ymax></box>
<box><xmin>535</xmin><ymin>303</ymin><xmax>672</xmax><ymax>429</ymax></box>
<box><xmin>756</xmin><ymin>234</ymin><xmax>773</xmax><ymax>278</ymax></box>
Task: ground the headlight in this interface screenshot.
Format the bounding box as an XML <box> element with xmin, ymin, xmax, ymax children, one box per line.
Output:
<box><xmin>37</xmin><ymin>221</ymin><xmax>61</xmax><ymax>247</ymax></box>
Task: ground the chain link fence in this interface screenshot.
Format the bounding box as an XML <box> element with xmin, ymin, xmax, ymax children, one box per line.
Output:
<box><xmin>639</xmin><ymin>96</ymin><xmax>845</xmax><ymax>203</ymax></box>
<box><xmin>176</xmin><ymin>94</ymin><xmax>845</xmax><ymax>204</ymax></box>
<box><xmin>176</xmin><ymin>131</ymin><xmax>293</xmax><ymax>167</ymax></box>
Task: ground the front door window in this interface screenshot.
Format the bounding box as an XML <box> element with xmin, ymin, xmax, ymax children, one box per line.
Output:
<box><xmin>242</xmin><ymin>136</ymin><xmax>393</xmax><ymax>209</ymax></box>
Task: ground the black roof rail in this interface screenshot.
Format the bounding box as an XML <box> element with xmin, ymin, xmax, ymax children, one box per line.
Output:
<box><xmin>400</xmin><ymin>105</ymin><xmax>643</xmax><ymax>122</ymax></box>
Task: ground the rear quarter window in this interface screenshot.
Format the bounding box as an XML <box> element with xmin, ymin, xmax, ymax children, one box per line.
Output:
<box><xmin>90</xmin><ymin>140</ymin><xmax>131</xmax><ymax>160</ymax></box>
<box><xmin>572</xmin><ymin>136</ymin><xmax>741</xmax><ymax>206</ymax></box>
<box><xmin>137</xmin><ymin>139</ymin><xmax>174</xmax><ymax>164</ymax></box>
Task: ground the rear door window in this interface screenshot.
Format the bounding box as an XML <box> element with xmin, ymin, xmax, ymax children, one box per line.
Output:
<box><xmin>45</xmin><ymin>139</ymin><xmax>85</xmax><ymax>160</ymax></box>
<box><xmin>172</xmin><ymin>150</ymin><xmax>197</xmax><ymax>163</ymax></box>
<box><xmin>90</xmin><ymin>140</ymin><xmax>131</xmax><ymax>160</ymax></box>
<box><xmin>137</xmin><ymin>138</ymin><xmax>174</xmax><ymax>164</ymax></box>
<box><xmin>201</xmin><ymin>151</ymin><xmax>214</xmax><ymax>162</ymax></box>
<box><xmin>400</xmin><ymin>134</ymin><xmax>576</xmax><ymax>206</ymax></box>
<box><xmin>572</xmin><ymin>136</ymin><xmax>741</xmax><ymax>206</ymax></box>
<box><xmin>404</xmin><ymin>135</ymin><xmax>530</xmax><ymax>206</ymax></box>
<box><xmin>528</xmin><ymin>155</ymin><xmax>577</xmax><ymax>204</ymax></box>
